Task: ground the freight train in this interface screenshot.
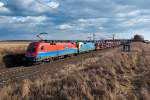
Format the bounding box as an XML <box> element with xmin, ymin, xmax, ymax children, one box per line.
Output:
<box><xmin>25</xmin><ymin>40</ymin><xmax>120</xmax><ymax>62</ymax></box>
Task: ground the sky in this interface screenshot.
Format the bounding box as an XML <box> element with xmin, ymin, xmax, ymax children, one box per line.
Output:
<box><xmin>0</xmin><ymin>0</ymin><xmax>150</xmax><ymax>40</ymax></box>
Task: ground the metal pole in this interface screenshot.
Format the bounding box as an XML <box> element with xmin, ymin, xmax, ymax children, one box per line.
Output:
<box><xmin>93</xmin><ymin>33</ymin><xmax>96</xmax><ymax>42</ymax></box>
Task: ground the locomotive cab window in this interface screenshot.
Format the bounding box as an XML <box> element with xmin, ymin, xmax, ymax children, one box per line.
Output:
<box><xmin>27</xmin><ymin>44</ymin><xmax>36</xmax><ymax>53</ymax></box>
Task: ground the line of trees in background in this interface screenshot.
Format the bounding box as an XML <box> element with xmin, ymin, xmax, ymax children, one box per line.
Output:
<box><xmin>132</xmin><ymin>34</ymin><xmax>144</xmax><ymax>42</ymax></box>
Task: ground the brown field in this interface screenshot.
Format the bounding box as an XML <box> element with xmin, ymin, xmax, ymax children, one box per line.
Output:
<box><xmin>0</xmin><ymin>42</ymin><xmax>150</xmax><ymax>100</ymax></box>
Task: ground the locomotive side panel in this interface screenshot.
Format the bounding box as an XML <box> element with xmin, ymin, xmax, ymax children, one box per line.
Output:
<box><xmin>57</xmin><ymin>43</ymin><xmax>78</xmax><ymax>56</ymax></box>
<box><xmin>37</xmin><ymin>43</ymin><xmax>59</xmax><ymax>61</ymax></box>
<box><xmin>78</xmin><ymin>42</ymin><xmax>95</xmax><ymax>53</ymax></box>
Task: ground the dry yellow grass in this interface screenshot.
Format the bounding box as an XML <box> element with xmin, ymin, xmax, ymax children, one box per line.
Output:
<box><xmin>0</xmin><ymin>42</ymin><xmax>150</xmax><ymax>100</ymax></box>
<box><xmin>0</xmin><ymin>42</ymin><xmax>28</xmax><ymax>53</ymax></box>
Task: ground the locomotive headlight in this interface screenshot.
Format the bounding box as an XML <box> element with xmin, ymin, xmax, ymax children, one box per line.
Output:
<box><xmin>31</xmin><ymin>53</ymin><xmax>36</xmax><ymax>56</ymax></box>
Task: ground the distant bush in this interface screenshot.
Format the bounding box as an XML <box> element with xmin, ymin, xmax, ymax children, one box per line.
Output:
<box><xmin>132</xmin><ymin>34</ymin><xmax>144</xmax><ymax>42</ymax></box>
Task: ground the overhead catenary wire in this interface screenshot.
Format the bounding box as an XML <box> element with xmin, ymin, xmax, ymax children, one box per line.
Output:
<box><xmin>35</xmin><ymin>0</ymin><xmax>61</xmax><ymax>12</ymax></box>
<box><xmin>35</xmin><ymin>0</ymin><xmax>53</xmax><ymax>9</ymax></box>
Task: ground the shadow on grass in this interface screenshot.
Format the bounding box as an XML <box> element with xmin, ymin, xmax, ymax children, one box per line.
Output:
<box><xmin>2</xmin><ymin>53</ymin><xmax>31</xmax><ymax>68</ymax></box>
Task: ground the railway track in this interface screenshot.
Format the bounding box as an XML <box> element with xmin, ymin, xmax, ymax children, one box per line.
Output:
<box><xmin>0</xmin><ymin>47</ymin><xmax>120</xmax><ymax>87</ymax></box>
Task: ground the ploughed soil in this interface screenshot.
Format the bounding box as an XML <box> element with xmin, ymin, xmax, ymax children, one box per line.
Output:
<box><xmin>0</xmin><ymin>42</ymin><xmax>150</xmax><ymax>100</ymax></box>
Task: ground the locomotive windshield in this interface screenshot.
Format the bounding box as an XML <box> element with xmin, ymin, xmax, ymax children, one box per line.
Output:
<box><xmin>27</xmin><ymin>43</ymin><xmax>36</xmax><ymax>53</ymax></box>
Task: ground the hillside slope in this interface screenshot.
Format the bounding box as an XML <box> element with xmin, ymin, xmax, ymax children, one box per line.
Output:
<box><xmin>0</xmin><ymin>42</ymin><xmax>150</xmax><ymax>100</ymax></box>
